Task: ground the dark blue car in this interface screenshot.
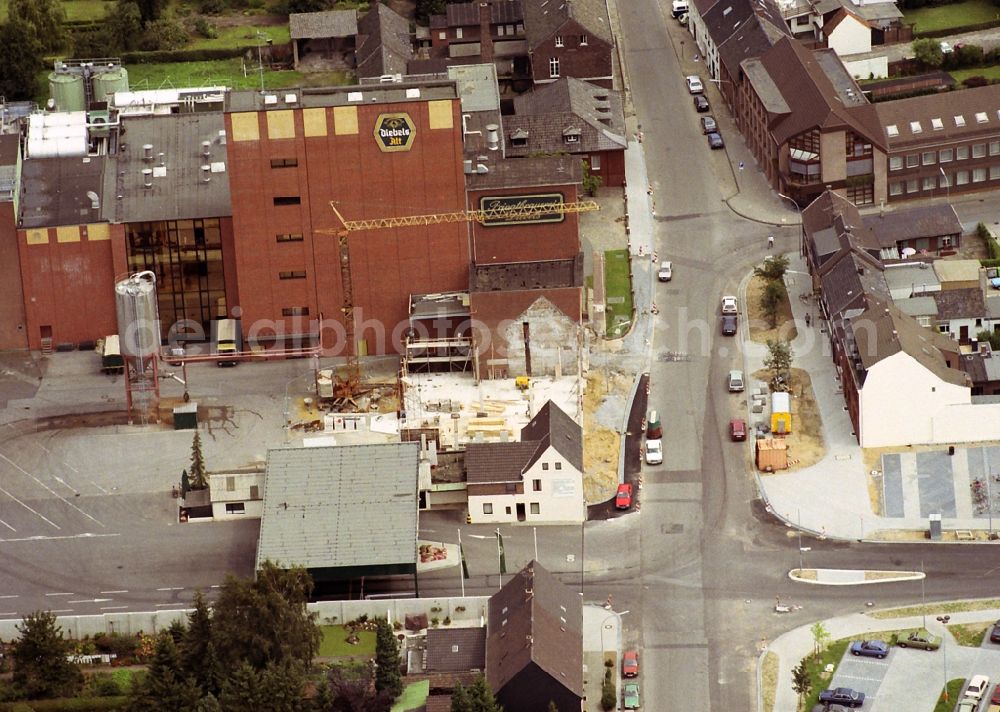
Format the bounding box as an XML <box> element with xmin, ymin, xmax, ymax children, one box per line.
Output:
<box><xmin>850</xmin><ymin>639</ymin><xmax>889</xmax><ymax>659</ymax></box>
<box><xmin>819</xmin><ymin>687</ymin><xmax>865</xmax><ymax>708</ymax></box>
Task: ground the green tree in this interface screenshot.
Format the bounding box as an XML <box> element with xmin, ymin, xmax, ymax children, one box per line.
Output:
<box><xmin>10</xmin><ymin>611</ymin><xmax>83</xmax><ymax>699</ymax></box>
<box><xmin>104</xmin><ymin>1</ymin><xmax>143</xmax><ymax>52</ymax></box>
<box><xmin>196</xmin><ymin>694</ymin><xmax>223</xmax><ymax>712</ymax></box>
<box><xmin>753</xmin><ymin>254</ymin><xmax>789</xmax><ymax>283</ymax></box>
<box><xmin>415</xmin><ymin>0</ymin><xmax>445</xmax><ymax>22</ymax></box>
<box><xmin>211</xmin><ymin>561</ymin><xmax>320</xmax><ymax>671</ymax></box>
<box><xmin>8</xmin><ymin>0</ymin><xmax>66</xmax><ymax>53</ymax></box>
<box><xmin>325</xmin><ymin>661</ymin><xmax>393</xmax><ymax>712</ymax></box>
<box><xmin>0</xmin><ymin>21</ymin><xmax>44</xmax><ymax>101</ymax></box>
<box><xmin>760</xmin><ymin>279</ymin><xmax>787</xmax><ymax>328</ymax></box>
<box><xmin>467</xmin><ymin>676</ymin><xmax>503</xmax><ymax>712</ymax></box>
<box><xmin>374</xmin><ymin>617</ymin><xmax>402</xmax><ymax>701</ymax></box>
<box><xmin>127</xmin><ymin>632</ymin><xmax>201</xmax><ymax>712</ymax></box>
<box><xmin>218</xmin><ymin>663</ymin><xmax>266</xmax><ymax>711</ymax></box>
<box><xmin>763</xmin><ymin>339</ymin><xmax>793</xmax><ymax>390</ymax></box>
<box><xmin>581</xmin><ymin>160</ymin><xmax>603</xmax><ymax>197</ymax></box>
<box><xmin>791</xmin><ymin>660</ymin><xmax>811</xmax><ymax>704</ymax></box>
<box><xmin>912</xmin><ymin>38</ymin><xmax>944</xmax><ymax>68</ymax></box>
<box><xmin>600</xmin><ymin>667</ymin><xmax>616</xmax><ymax>711</ymax></box>
<box><xmin>190</xmin><ymin>431</ymin><xmax>207</xmax><ymax>490</ymax></box>
<box><xmin>181</xmin><ymin>592</ymin><xmax>223</xmax><ymax>697</ymax></box>
<box><xmin>134</xmin><ymin>0</ymin><xmax>168</xmax><ymax>23</ymax></box>
<box><xmin>289</xmin><ymin>0</ymin><xmax>331</xmax><ymax>12</ymax></box>
<box><xmin>141</xmin><ymin>17</ymin><xmax>189</xmax><ymax>51</ymax></box>
<box><xmin>451</xmin><ymin>683</ymin><xmax>472</xmax><ymax>712</ymax></box>
<box><xmin>810</xmin><ymin>621</ymin><xmax>831</xmax><ymax>657</ymax></box>
<box><xmin>977</xmin><ymin>329</ymin><xmax>1000</xmax><ymax>351</ymax></box>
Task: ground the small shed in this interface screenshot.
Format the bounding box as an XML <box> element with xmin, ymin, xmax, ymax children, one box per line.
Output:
<box><xmin>289</xmin><ymin>10</ymin><xmax>359</xmax><ymax>69</ymax></box>
<box><xmin>771</xmin><ymin>391</ymin><xmax>791</xmax><ymax>435</ymax></box>
<box><xmin>756</xmin><ymin>438</ymin><xmax>788</xmax><ymax>471</ymax></box>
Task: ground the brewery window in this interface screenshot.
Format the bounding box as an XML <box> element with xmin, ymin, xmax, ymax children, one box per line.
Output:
<box><xmin>282</xmin><ymin>307</ymin><xmax>309</xmax><ymax>316</ymax></box>
<box><xmin>226</xmin><ymin>503</ymin><xmax>245</xmax><ymax>514</ymax></box>
<box><xmin>276</xmin><ymin>233</ymin><xmax>304</xmax><ymax>242</ymax></box>
<box><xmin>273</xmin><ymin>196</ymin><xmax>301</xmax><ymax>206</ymax></box>
<box><xmin>533</xmin><ymin>479</ymin><xmax>541</xmax><ymax>491</ymax></box>
<box><xmin>530</xmin><ymin>503</ymin><xmax>540</xmax><ymax>514</ymax></box>
<box><xmin>483</xmin><ymin>503</ymin><xmax>493</xmax><ymax>514</ymax></box>
<box><xmin>226</xmin><ymin>476</ymin><xmax>235</xmax><ymax>491</ymax></box>
<box><xmin>580</xmin><ymin>34</ymin><xmax>588</xmax><ymax>45</ymax></box>
<box><xmin>590</xmin><ymin>155</ymin><xmax>601</xmax><ymax>170</ymax></box>
<box><xmin>269</xmin><ymin>158</ymin><xmax>298</xmax><ymax>168</ymax></box>
<box><xmin>549</xmin><ymin>57</ymin><xmax>560</xmax><ymax>77</ymax></box>
<box><xmin>555</xmin><ymin>35</ymin><xmax>564</xmax><ymax>47</ymax></box>
<box><xmin>279</xmin><ymin>270</ymin><xmax>306</xmax><ymax>279</ymax></box>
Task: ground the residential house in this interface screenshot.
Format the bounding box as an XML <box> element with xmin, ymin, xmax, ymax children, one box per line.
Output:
<box><xmin>429</xmin><ymin>1</ymin><xmax>525</xmax><ymax>59</ymax></box>
<box><xmin>208</xmin><ymin>470</ymin><xmax>264</xmax><ymax>519</ymax></box>
<box><xmin>863</xmin><ymin>203</ymin><xmax>963</xmax><ymax>255</ymax></box>
<box><xmin>959</xmin><ymin>342</ymin><xmax>1000</xmax><ymax>396</ymax></box>
<box><xmin>935</xmin><ymin>259</ymin><xmax>982</xmax><ymax>291</ymax></box>
<box><xmin>522</xmin><ymin>0</ymin><xmax>614</xmax><ymax>87</ymax></box>
<box><xmin>932</xmin><ymin>287</ymin><xmax>991</xmax><ymax>343</ymax></box>
<box><xmin>465</xmin><ymin>400</ymin><xmax>584</xmax><ymax>524</ymax></box>
<box><xmin>823</xmin><ymin>7</ymin><xmax>871</xmax><ymax>57</ymax></box>
<box><xmin>355</xmin><ymin>4</ymin><xmax>413</xmax><ymax>79</ymax></box>
<box><xmin>503</xmin><ymin>77</ymin><xmax>627</xmax><ymax>185</ymax></box>
<box><xmin>883</xmin><ymin>262</ymin><xmax>940</xmax><ymax>301</ymax></box>
<box><xmin>288</xmin><ymin>10</ymin><xmax>358</xmax><ymax>70</ymax></box>
<box><xmin>486</xmin><ymin>560</ymin><xmax>583</xmax><ymax>712</ymax></box>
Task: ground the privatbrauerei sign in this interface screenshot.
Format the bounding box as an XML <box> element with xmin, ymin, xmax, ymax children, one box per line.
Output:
<box><xmin>374</xmin><ymin>113</ymin><xmax>416</xmax><ymax>152</ymax></box>
<box><xmin>479</xmin><ymin>193</ymin><xmax>566</xmax><ymax>226</ymax></box>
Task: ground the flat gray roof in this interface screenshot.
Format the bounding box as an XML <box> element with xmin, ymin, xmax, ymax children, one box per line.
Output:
<box><xmin>256</xmin><ymin>443</ymin><xmax>419</xmax><ymax>572</ymax></box>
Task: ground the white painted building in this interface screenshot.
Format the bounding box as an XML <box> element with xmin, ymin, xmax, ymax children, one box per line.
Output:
<box><xmin>824</xmin><ymin>8</ymin><xmax>870</xmax><ymax>56</ymax></box>
<box><xmin>208</xmin><ymin>470</ymin><xmax>265</xmax><ymax>519</ymax></box>
<box><xmin>465</xmin><ymin>401</ymin><xmax>584</xmax><ymax>524</ymax></box>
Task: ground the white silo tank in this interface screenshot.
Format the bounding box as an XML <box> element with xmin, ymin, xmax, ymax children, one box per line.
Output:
<box><xmin>114</xmin><ymin>271</ymin><xmax>160</xmax><ymax>377</ymax></box>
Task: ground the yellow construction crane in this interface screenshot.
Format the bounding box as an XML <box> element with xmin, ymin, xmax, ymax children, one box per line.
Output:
<box><xmin>316</xmin><ymin>198</ymin><xmax>600</xmax><ymax>399</ymax></box>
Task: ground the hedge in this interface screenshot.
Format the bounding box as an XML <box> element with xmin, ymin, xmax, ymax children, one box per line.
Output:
<box><xmin>119</xmin><ymin>46</ymin><xmax>256</xmax><ymax>63</ymax></box>
<box><xmin>981</xmin><ymin>258</ymin><xmax>1000</xmax><ymax>268</ymax></box>
<box><xmin>977</xmin><ymin>222</ymin><xmax>1000</xmax><ymax>259</ymax></box>
<box><xmin>915</xmin><ymin>18</ymin><xmax>1000</xmax><ymax>39</ymax></box>
<box><xmin>0</xmin><ymin>698</ymin><xmax>128</xmax><ymax>712</ymax></box>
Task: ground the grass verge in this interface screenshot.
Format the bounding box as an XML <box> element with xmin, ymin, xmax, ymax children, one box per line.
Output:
<box><xmin>800</xmin><ymin>638</ymin><xmax>852</xmax><ymax>710</ymax></box>
<box><xmin>950</xmin><ymin>66</ymin><xmax>1000</xmax><ymax>83</ymax></box>
<box><xmin>391</xmin><ymin>680</ymin><xmax>430</xmax><ymax>712</ymax></box>
<box><xmin>604</xmin><ymin>249</ymin><xmax>633</xmax><ymax>338</ymax></box>
<box><xmin>761</xmin><ymin>651</ymin><xmax>778</xmax><ymax>712</ymax></box>
<box><xmin>904</xmin><ymin>0</ymin><xmax>999</xmax><ymax>32</ymax></box>
<box><xmin>871</xmin><ymin>598</ymin><xmax>1000</xmax><ymax>619</ymax></box>
<box><xmin>187</xmin><ymin>23</ymin><xmax>291</xmax><ymax>51</ymax></box>
<box><xmin>948</xmin><ymin>621</ymin><xmax>990</xmax><ymax>647</ymax></box>
<box><xmin>318</xmin><ymin>624</ymin><xmax>377</xmax><ymax>657</ymax></box>
<box><xmin>934</xmin><ymin>679</ymin><xmax>967</xmax><ymax>712</ymax></box>
<box><xmin>746</xmin><ymin>273</ymin><xmax>798</xmax><ymax>344</ymax></box>
<box><xmin>123</xmin><ymin>59</ymin><xmax>353</xmax><ymax>91</ymax></box>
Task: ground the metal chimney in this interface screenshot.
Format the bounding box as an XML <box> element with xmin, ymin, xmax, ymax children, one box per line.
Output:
<box><xmin>142</xmin><ymin>144</ymin><xmax>154</xmax><ymax>162</ymax></box>
<box><xmin>142</xmin><ymin>169</ymin><xmax>153</xmax><ymax>188</ymax></box>
<box><xmin>485</xmin><ymin>124</ymin><xmax>499</xmax><ymax>151</ymax></box>
<box><xmin>157</xmin><ymin>152</ymin><xmax>165</xmax><ymax>167</ymax></box>
<box><xmin>201</xmin><ymin>140</ymin><xmax>211</xmax><ymax>158</ymax></box>
<box><xmin>201</xmin><ymin>165</ymin><xmax>211</xmax><ymax>183</ymax></box>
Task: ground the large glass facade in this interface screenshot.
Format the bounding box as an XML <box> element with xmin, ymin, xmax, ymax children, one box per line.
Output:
<box><xmin>125</xmin><ymin>218</ymin><xmax>226</xmax><ymax>341</ymax></box>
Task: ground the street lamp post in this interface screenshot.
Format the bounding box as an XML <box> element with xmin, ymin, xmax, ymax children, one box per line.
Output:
<box><xmin>937</xmin><ymin>615</ymin><xmax>951</xmax><ymax>702</ymax></box>
<box><xmin>939</xmin><ymin>167</ymin><xmax>950</xmax><ymax>203</ymax></box>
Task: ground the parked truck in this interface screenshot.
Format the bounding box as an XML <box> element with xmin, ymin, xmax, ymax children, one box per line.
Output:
<box><xmin>212</xmin><ymin>319</ymin><xmax>240</xmax><ymax>367</ymax></box>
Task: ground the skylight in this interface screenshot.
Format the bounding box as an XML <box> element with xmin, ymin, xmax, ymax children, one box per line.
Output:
<box><xmin>954</xmin><ymin>115</ymin><xmax>966</xmax><ymax>127</ymax></box>
<box><xmin>931</xmin><ymin>118</ymin><xmax>943</xmax><ymax>130</ymax></box>
<box><xmin>976</xmin><ymin>111</ymin><xmax>988</xmax><ymax>123</ymax></box>
<box><xmin>886</xmin><ymin>124</ymin><xmax>898</xmax><ymax>137</ymax></box>
<box><xmin>910</xmin><ymin>121</ymin><xmax>922</xmax><ymax>134</ymax></box>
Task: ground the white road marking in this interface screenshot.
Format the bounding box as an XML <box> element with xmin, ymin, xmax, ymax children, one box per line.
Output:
<box><xmin>0</xmin><ymin>612</ymin><xmax>17</xmax><ymax>616</ymax></box>
<box><xmin>0</xmin><ymin>533</ymin><xmax>119</xmax><ymax>543</ymax></box>
<box><xmin>155</xmin><ymin>603</ymin><xmax>183</xmax><ymax>608</ymax></box>
<box><xmin>0</xmin><ymin>484</ymin><xmax>60</xmax><ymax>529</ymax></box>
<box><xmin>156</xmin><ymin>587</ymin><xmax>184</xmax><ymax>591</ymax></box>
<box><xmin>0</xmin><ymin>519</ymin><xmax>15</xmax><ymax>532</ymax></box>
<box><xmin>45</xmin><ymin>592</ymin><xmax>74</xmax><ymax>597</ymax></box>
<box><xmin>0</xmin><ymin>595</ymin><xmax>18</xmax><ymax>599</ymax></box>
<box><xmin>101</xmin><ymin>590</ymin><xmax>128</xmax><ymax>594</ymax></box>
<box><xmin>90</xmin><ymin>481</ymin><xmax>109</xmax><ymax>494</ymax></box>
<box><xmin>0</xmin><ymin>451</ymin><xmax>104</xmax><ymax>527</ymax></box>
<box><xmin>68</xmin><ymin>598</ymin><xmax>113</xmax><ymax>604</ymax></box>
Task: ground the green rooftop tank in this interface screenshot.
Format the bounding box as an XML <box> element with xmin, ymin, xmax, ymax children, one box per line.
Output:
<box><xmin>48</xmin><ymin>72</ymin><xmax>86</xmax><ymax>112</ymax></box>
<box><xmin>92</xmin><ymin>66</ymin><xmax>129</xmax><ymax>104</ymax></box>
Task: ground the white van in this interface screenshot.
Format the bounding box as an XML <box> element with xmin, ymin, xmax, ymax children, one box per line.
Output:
<box><xmin>672</xmin><ymin>0</ymin><xmax>689</xmax><ymax>17</ymax></box>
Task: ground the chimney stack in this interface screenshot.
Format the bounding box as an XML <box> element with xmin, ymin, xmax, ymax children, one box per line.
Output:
<box><xmin>201</xmin><ymin>140</ymin><xmax>211</xmax><ymax>158</ymax></box>
<box><xmin>142</xmin><ymin>144</ymin><xmax>154</xmax><ymax>162</ymax></box>
<box><xmin>479</xmin><ymin>1</ymin><xmax>494</xmax><ymax>63</ymax></box>
<box><xmin>142</xmin><ymin>168</ymin><xmax>153</xmax><ymax>188</ymax></box>
<box><xmin>201</xmin><ymin>165</ymin><xmax>211</xmax><ymax>183</ymax></box>
<box><xmin>486</xmin><ymin>123</ymin><xmax>500</xmax><ymax>151</ymax></box>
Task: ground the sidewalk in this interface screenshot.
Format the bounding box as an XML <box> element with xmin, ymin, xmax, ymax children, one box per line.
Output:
<box><xmin>583</xmin><ymin>604</ymin><xmax>624</xmax><ymax>712</ymax></box>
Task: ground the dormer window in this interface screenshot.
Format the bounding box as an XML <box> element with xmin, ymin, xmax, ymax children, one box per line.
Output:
<box><xmin>563</xmin><ymin>128</ymin><xmax>581</xmax><ymax>144</ymax></box>
<box><xmin>510</xmin><ymin>128</ymin><xmax>529</xmax><ymax>148</ymax></box>
<box><xmin>976</xmin><ymin>111</ymin><xmax>989</xmax><ymax>123</ymax></box>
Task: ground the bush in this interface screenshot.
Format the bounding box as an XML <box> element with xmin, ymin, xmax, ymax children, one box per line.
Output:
<box><xmin>141</xmin><ymin>17</ymin><xmax>190</xmax><ymax>50</ymax></box>
<box><xmin>981</xmin><ymin>258</ymin><xmax>1000</xmax><ymax>268</ymax></box>
<box><xmin>963</xmin><ymin>75</ymin><xmax>990</xmax><ymax>87</ymax></box>
<box><xmin>84</xmin><ymin>674</ymin><xmax>121</xmax><ymax>698</ymax></box>
<box><xmin>118</xmin><ymin>46</ymin><xmax>248</xmax><ymax>62</ymax></box>
<box><xmin>600</xmin><ymin>668</ymin><xmax>616</xmax><ymax>711</ymax></box>
<box><xmin>0</xmin><ymin>699</ymin><xmax>129</xmax><ymax>711</ymax></box>
<box><xmin>193</xmin><ymin>16</ymin><xmax>218</xmax><ymax>37</ymax></box>
<box><xmin>92</xmin><ymin>634</ymin><xmax>138</xmax><ymax>660</ymax></box>
<box><xmin>199</xmin><ymin>0</ymin><xmax>227</xmax><ymax>12</ymax></box>
<box><xmin>978</xmin><ymin>222</ymin><xmax>1000</xmax><ymax>259</ymax></box>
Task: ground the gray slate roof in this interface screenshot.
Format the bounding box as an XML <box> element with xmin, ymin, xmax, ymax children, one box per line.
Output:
<box><xmin>289</xmin><ymin>9</ymin><xmax>358</xmax><ymax>39</ymax></box>
<box><xmin>487</xmin><ymin>560</ymin><xmax>583</xmax><ymax>696</ymax></box>
<box><xmin>19</xmin><ymin>155</ymin><xmax>105</xmax><ymax>229</ymax></box>
<box><xmin>356</xmin><ymin>4</ymin><xmax>413</xmax><ymax>79</ymax></box>
<box><xmin>522</xmin><ymin>0</ymin><xmax>612</xmax><ymax>47</ymax></box>
<box><xmin>932</xmin><ymin>287</ymin><xmax>987</xmax><ymax>320</ymax></box>
<box><xmin>426</xmin><ymin>627</ymin><xmax>487</xmax><ymax>672</ymax></box>
<box><xmin>103</xmin><ymin>113</ymin><xmax>231</xmax><ymax>223</ymax></box>
<box><xmin>466</xmin><ymin>441</ymin><xmax>540</xmax><ymax>484</ymax></box>
<box><xmin>446</xmin><ymin>0</ymin><xmax>523</xmax><ymax>26</ymax></box>
<box><xmin>255</xmin><ymin>443</ymin><xmax>419</xmax><ymax>571</ymax></box>
<box><xmin>521</xmin><ymin>400</ymin><xmax>583</xmax><ymax>472</ymax></box>
<box><xmin>863</xmin><ymin>204</ymin><xmax>962</xmax><ymax>246</ymax></box>
<box><xmin>820</xmin><ymin>250</ymin><xmax>888</xmax><ymax>318</ymax></box>
<box><xmin>505</xmin><ymin>77</ymin><xmax>626</xmax><ymax>156</ymax></box>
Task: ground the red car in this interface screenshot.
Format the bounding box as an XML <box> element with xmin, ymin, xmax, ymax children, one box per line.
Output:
<box><xmin>615</xmin><ymin>483</ymin><xmax>633</xmax><ymax>510</ymax></box>
<box><xmin>622</xmin><ymin>650</ymin><xmax>639</xmax><ymax>677</ymax></box>
<box><xmin>729</xmin><ymin>418</ymin><xmax>747</xmax><ymax>441</ymax></box>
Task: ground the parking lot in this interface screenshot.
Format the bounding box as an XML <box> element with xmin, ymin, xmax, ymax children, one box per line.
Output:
<box><xmin>825</xmin><ymin>633</ymin><xmax>1000</xmax><ymax>712</ymax></box>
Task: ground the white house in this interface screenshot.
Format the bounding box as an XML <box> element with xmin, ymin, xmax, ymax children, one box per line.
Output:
<box><xmin>823</xmin><ymin>7</ymin><xmax>870</xmax><ymax>56</ymax></box>
<box><xmin>208</xmin><ymin>470</ymin><xmax>265</xmax><ymax>519</ymax></box>
<box><xmin>465</xmin><ymin>400</ymin><xmax>584</xmax><ymax>524</ymax></box>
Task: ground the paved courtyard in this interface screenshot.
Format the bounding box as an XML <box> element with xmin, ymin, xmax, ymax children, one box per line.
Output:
<box><xmin>882</xmin><ymin>446</ymin><xmax>1000</xmax><ymax>521</ymax></box>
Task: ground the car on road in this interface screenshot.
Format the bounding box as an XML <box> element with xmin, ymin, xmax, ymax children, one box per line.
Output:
<box><xmin>850</xmin><ymin>639</ymin><xmax>889</xmax><ymax>659</ymax></box>
<box><xmin>721</xmin><ymin>295</ymin><xmax>738</xmax><ymax>314</ymax></box>
<box><xmin>956</xmin><ymin>698</ymin><xmax>977</xmax><ymax>712</ymax></box>
<box><xmin>693</xmin><ymin>95</ymin><xmax>710</xmax><ymax>112</ymax></box>
<box><xmin>622</xmin><ymin>650</ymin><xmax>639</xmax><ymax>678</ymax></box>
<box><xmin>623</xmin><ymin>682</ymin><xmax>640</xmax><ymax>709</ymax></box>
<box><xmin>967</xmin><ymin>675</ymin><xmax>991</xmax><ymax>701</ymax></box>
<box><xmin>645</xmin><ymin>439</ymin><xmax>663</xmax><ymax>465</ymax></box>
<box><xmin>707</xmin><ymin>131</ymin><xmax>725</xmax><ymax>149</ymax></box>
<box><xmin>990</xmin><ymin>619</ymin><xmax>1000</xmax><ymax>643</ymax></box>
<box><xmin>616</xmin><ymin>483</ymin><xmax>633</xmax><ymax>510</ymax></box>
<box><xmin>818</xmin><ymin>687</ymin><xmax>865</xmax><ymax>708</ymax></box>
<box><xmin>896</xmin><ymin>628</ymin><xmax>941</xmax><ymax>650</ymax></box>
<box><xmin>658</xmin><ymin>260</ymin><xmax>673</xmax><ymax>281</ymax></box>
<box><xmin>686</xmin><ymin>75</ymin><xmax>704</xmax><ymax>94</ymax></box>
<box><xmin>729</xmin><ymin>418</ymin><xmax>747</xmax><ymax>441</ymax></box>
<box><xmin>721</xmin><ymin>314</ymin><xmax>737</xmax><ymax>336</ymax></box>
<box><xmin>727</xmin><ymin>370</ymin><xmax>744</xmax><ymax>392</ymax></box>
<box><xmin>700</xmin><ymin>116</ymin><xmax>717</xmax><ymax>134</ymax></box>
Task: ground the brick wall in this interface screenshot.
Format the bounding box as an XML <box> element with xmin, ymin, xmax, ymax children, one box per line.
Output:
<box><xmin>0</xmin><ymin>202</ymin><xmax>28</xmax><ymax>349</ymax></box>
<box><xmin>467</xmin><ymin>184</ymin><xmax>581</xmax><ymax>264</ymax></box>
<box><xmin>530</xmin><ymin>21</ymin><xmax>613</xmax><ymax>86</ymax></box>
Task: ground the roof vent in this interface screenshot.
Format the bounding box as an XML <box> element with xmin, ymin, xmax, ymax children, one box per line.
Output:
<box><xmin>201</xmin><ymin>140</ymin><xmax>211</xmax><ymax>158</ymax></box>
<box><xmin>201</xmin><ymin>165</ymin><xmax>211</xmax><ymax>183</ymax></box>
<box><xmin>158</xmin><ymin>152</ymin><xmax>165</xmax><ymax>167</ymax></box>
<box><xmin>142</xmin><ymin>168</ymin><xmax>153</xmax><ymax>188</ymax></box>
<box><xmin>143</xmin><ymin>144</ymin><xmax>154</xmax><ymax>162</ymax></box>
<box><xmin>485</xmin><ymin>123</ymin><xmax>500</xmax><ymax>151</ymax></box>
<box><xmin>263</xmin><ymin>94</ymin><xmax>278</xmax><ymax>105</ymax></box>
<box><xmin>284</xmin><ymin>93</ymin><xmax>298</xmax><ymax>104</ymax></box>
<box><xmin>463</xmin><ymin>159</ymin><xmax>474</xmax><ymax>174</ymax></box>
<box><xmin>476</xmin><ymin>163</ymin><xmax>489</xmax><ymax>174</ymax></box>
<box><xmin>86</xmin><ymin>191</ymin><xmax>100</xmax><ymax>210</ymax></box>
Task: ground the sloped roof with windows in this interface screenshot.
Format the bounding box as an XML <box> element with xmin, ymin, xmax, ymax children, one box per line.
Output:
<box><xmin>522</xmin><ymin>0</ymin><xmax>612</xmax><ymax>47</ymax></box>
<box><xmin>875</xmin><ymin>83</ymin><xmax>1000</xmax><ymax>151</ymax></box>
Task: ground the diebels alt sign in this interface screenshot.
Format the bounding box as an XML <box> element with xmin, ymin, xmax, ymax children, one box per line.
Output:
<box><xmin>374</xmin><ymin>113</ymin><xmax>416</xmax><ymax>152</ymax></box>
<box><xmin>479</xmin><ymin>193</ymin><xmax>566</xmax><ymax>226</ymax></box>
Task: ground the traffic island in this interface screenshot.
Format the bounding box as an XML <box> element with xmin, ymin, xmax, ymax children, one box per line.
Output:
<box><xmin>788</xmin><ymin>568</ymin><xmax>925</xmax><ymax>585</ymax></box>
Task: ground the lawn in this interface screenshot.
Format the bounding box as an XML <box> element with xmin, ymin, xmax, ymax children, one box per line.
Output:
<box><xmin>604</xmin><ymin>249</ymin><xmax>633</xmax><ymax>338</ymax></box>
<box><xmin>391</xmin><ymin>680</ymin><xmax>430</xmax><ymax>712</ymax></box>
<box><xmin>187</xmin><ymin>23</ymin><xmax>291</xmax><ymax>51</ymax></box>
<box><xmin>948</xmin><ymin>621</ymin><xmax>991</xmax><ymax>647</ymax></box>
<box><xmin>950</xmin><ymin>66</ymin><xmax>1000</xmax><ymax>83</ymax></box>
<box><xmin>123</xmin><ymin>59</ymin><xmax>352</xmax><ymax>91</ymax></box>
<box><xmin>933</xmin><ymin>679</ymin><xmax>967</xmax><ymax>712</ymax></box>
<box><xmin>871</xmin><ymin>598</ymin><xmax>1000</xmax><ymax>619</ymax></box>
<box><xmin>904</xmin><ymin>0</ymin><xmax>1000</xmax><ymax>33</ymax></box>
<box><xmin>0</xmin><ymin>0</ymin><xmax>113</xmax><ymax>22</ymax></box>
<box><xmin>800</xmin><ymin>638</ymin><xmax>852</xmax><ymax>711</ymax></box>
<box><xmin>318</xmin><ymin>624</ymin><xmax>377</xmax><ymax>657</ymax></box>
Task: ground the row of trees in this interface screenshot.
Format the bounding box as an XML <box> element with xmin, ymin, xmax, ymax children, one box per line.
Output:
<box><xmin>753</xmin><ymin>255</ymin><xmax>794</xmax><ymax>389</ymax></box>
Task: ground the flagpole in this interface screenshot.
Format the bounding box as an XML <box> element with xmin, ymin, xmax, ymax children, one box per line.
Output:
<box><xmin>458</xmin><ymin>528</ymin><xmax>465</xmax><ymax>597</ymax></box>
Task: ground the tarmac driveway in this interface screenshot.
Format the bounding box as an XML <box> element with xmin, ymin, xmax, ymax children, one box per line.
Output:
<box><xmin>827</xmin><ymin>646</ymin><xmax>891</xmax><ymax>707</ymax></box>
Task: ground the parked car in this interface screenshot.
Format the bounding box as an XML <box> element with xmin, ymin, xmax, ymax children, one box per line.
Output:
<box><xmin>721</xmin><ymin>295</ymin><xmax>738</xmax><ymax>314</ymax></box>
<box><xmin>658</xmin><ymin>260</ymin><xmax>673</xmax><ymax>281</ymax></box>
<box><xmin>686</xmin><ymin>75</ymin><xmax>704</xmax><ymax>94</ymax></box>
<box><xmin>990</xmin><ymin>619</ymin><xmax>1000</xmax><ymax>643</ymax></box>
<box><xmin>646</xmin><ymin>410</ymin><xmax>662</xmax><ymax>439</ymax></box>
<box><xmin>615</xmin><ymin>483</ymin><xmax>633</xmax><ymax>510</ymax></box>
<box><xmin>693</xmin><ymin>95</ymin><xmax>710</xmax><ymax>112</ymax></box>
<box><xmin>940</xmin><ymin>41</ymin><xmax>953</xmax><ymax>54</ymax></box>
<box><xmin>700</xmin><ymin>116</ymin><xmax>717</xmax><ymax>134</ymax></box>
<box><xmin>623</xmin><ymin>682</ymin><xmax>640</xmax><ymax>709</ymax></box>
<box><xmin>671</xmin><ymin>0</ymin><xmax>688</xmax><ymax>17</ymax></box>
<box><xmin>622</xmin><ymin>650</ymin><xmax>639</xmax><ymax>678</ymax></box>
<box><xmin>707</xmin><ymin>131</ymin><xmax>725</xmax><ymax>149</ymax></box>
<box><xmin>896</xmin><ymin>628</ymin><xmax>941</xmax><ymax>650</ymax></box>
<box><xmin>645</xmin><ymin>439</ymin><xmax>663</xmax><ymax>465</ymax></box>
<box><xmin>955</xmin><ymin>698</ymin><xmax>978</xmax><ymax>712</ymax></box>
<box><xmin>850</xmin><ymin>639</ymin><xmax>889</xmax><ymax>659</ymax></box>
<box><xmin>990</xmin><ymin>682</ymin><xmax>1000</xmax><ymax>706</ymax></box>
<box><xmin>818</xmin><ymin>688</ymin><xmax>865</xmax><ymax>708</ymax></box>
<box><xmin>721</xmin><ymin>315</ymin><xmax>737</xmax><ymax>336</ymax></box>
<box><xmin>727</xmin><ymin>370</ymin><xmax>745</xmax><ymax>392</ymax></box>
<box><xmin>729</xmin><ymin>418</ymin><xmax>747</xmax><ymax>441</ymax></box>
<box><xmin>967</xmin><ymin>675</ymin><xmax>991</xmax><ymax>701</ymax></box>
